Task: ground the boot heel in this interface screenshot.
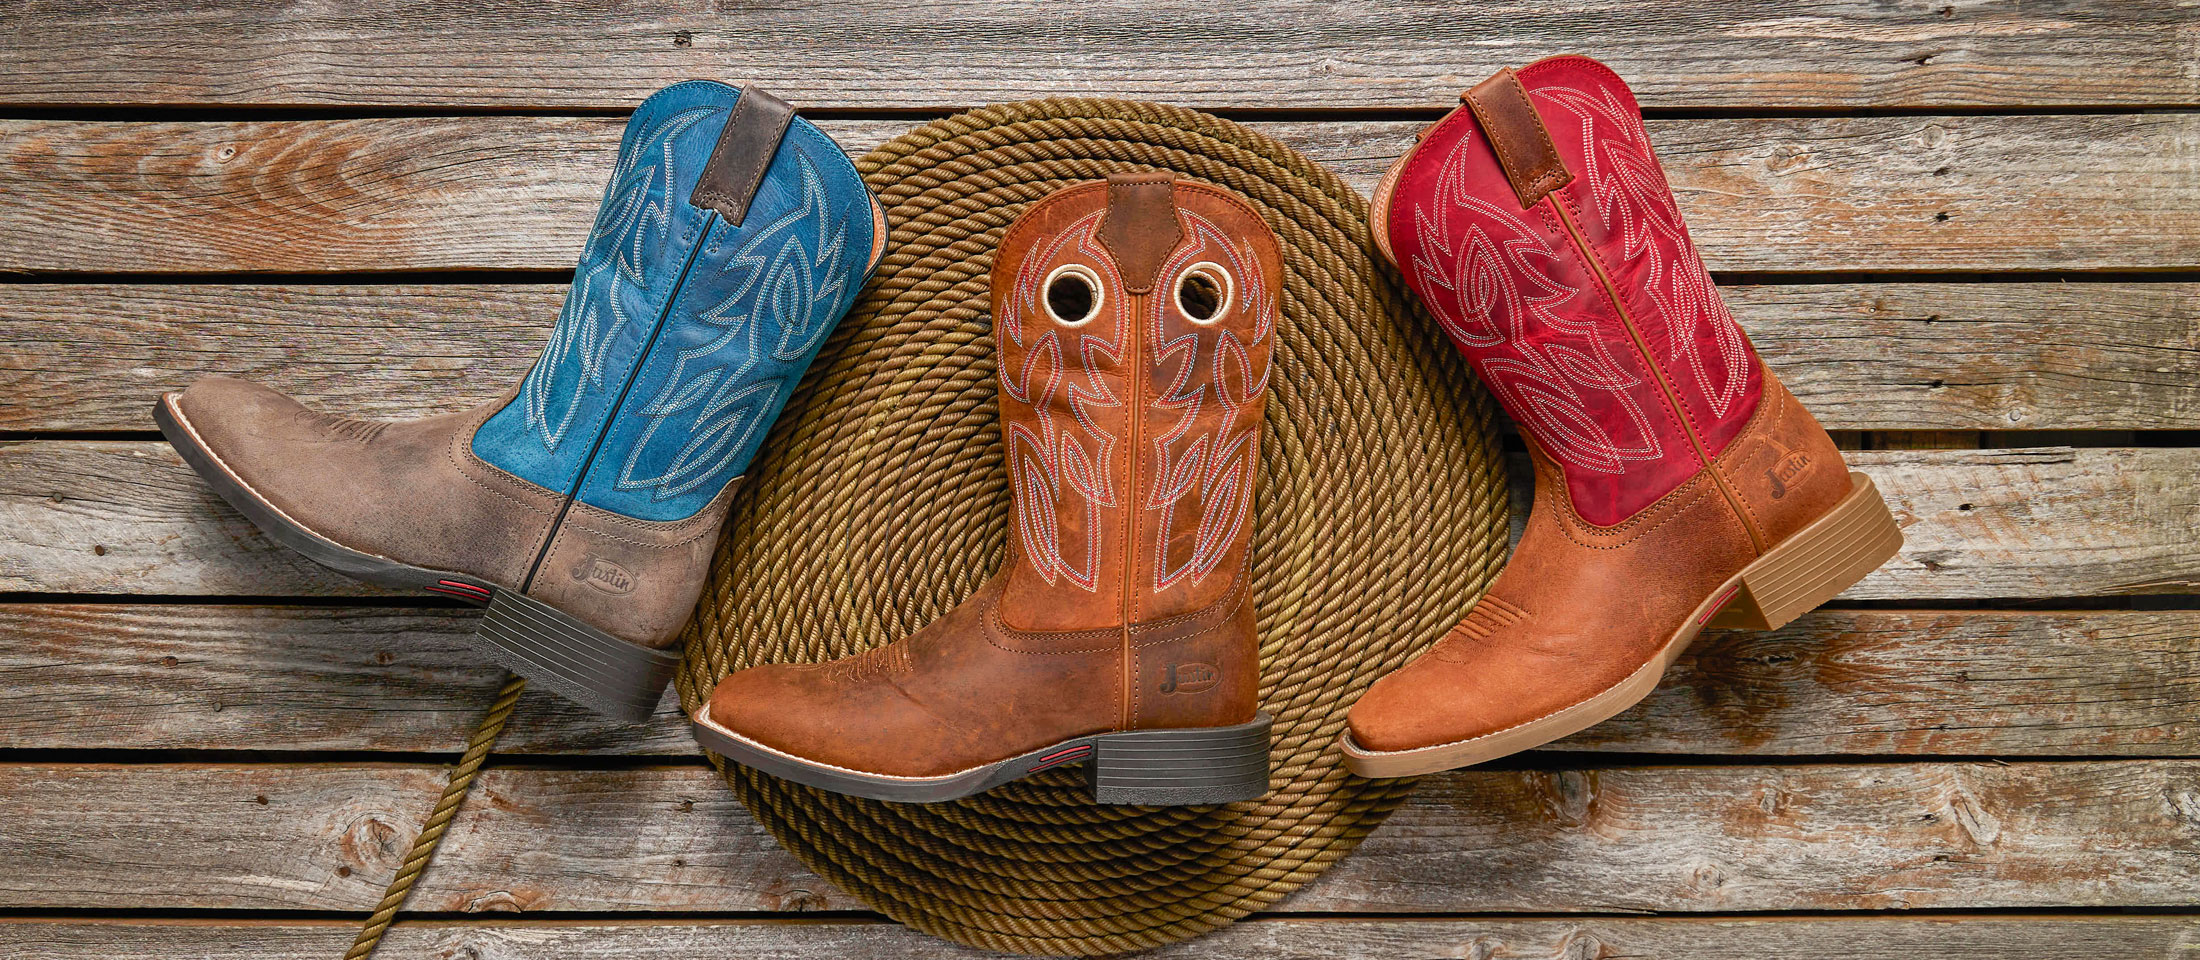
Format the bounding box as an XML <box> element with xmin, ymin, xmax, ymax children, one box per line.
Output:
<box><xmin>475</xmin><ymin>589</ymin><xmax>680</xmax><ymax>722</ymax></box>
<box><xmin>1086</xmin><ymin>714</ymin><xmax>1273</xmax><ymax>805</ymax></box>
<box><xmin>1710</xmin><ymin>471</ymin><xmax>1904</xmax><ymax>631</ymax></box>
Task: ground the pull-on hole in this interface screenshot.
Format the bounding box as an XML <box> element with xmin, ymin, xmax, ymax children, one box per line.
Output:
<box><xmin>1044</xmin><ymin>263</ymin><xmax>1104</xmax><ymax>327</ymax></box>
<box><xmin>1176</xmin><ymin>262</ymin><xmax>1233</xmax><ymax>325</ymax></box>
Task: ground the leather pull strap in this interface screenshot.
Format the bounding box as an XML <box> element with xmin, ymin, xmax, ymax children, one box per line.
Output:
<box><xmin>1462</xmin><ymin>67</ymin><xmax>1573</xmax><ymax>209</ymax></box>
<box><xmin>1098</xmin><ymin>172</ymin><xmax>1183</xmax><ymax>294</ymax></box>
<box><xmin>689</xmin><ymin>86</ymin><xmax>796</xmax><ymax>226</ymax></box>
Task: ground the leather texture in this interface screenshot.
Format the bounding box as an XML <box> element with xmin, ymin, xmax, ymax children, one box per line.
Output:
<box><xmin>703</xmin><ymin>174</ymin><xmax>1279</xmax><ymax>777</ymax></box>
<box><xmin>1461</xmin><ymin>67</ymin><xmax>1573</xmax><ymax>208</ymax></box>
<box><xmin>165</xmin><ymin>82</ymin><xmax>878</xmax><ymax>651</ymax></box>
<box><xmin>1351</xmin><ymin>55</ymin><xmax>1852</xmax><ymax>756</ymax></box>
<box><xmin>690</xmin><ymin>86</ymin><xmax>796</xmax><ymax>225</ymax></box>
<box><xmin>473</xmin><ymin>80</ymin><xmax>877</xmax><ymax>524</ymax></box>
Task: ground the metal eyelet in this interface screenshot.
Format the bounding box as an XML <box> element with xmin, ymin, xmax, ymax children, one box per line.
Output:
<box><xmin>1043</xmin><ymin>263</ymin><xmax>1105</xmax><ymax>327</ymax></box>
<box><xmin>1174</xmin><ymin>262</ymin><xmax>1233</xmax><ymax>326</ymax></box>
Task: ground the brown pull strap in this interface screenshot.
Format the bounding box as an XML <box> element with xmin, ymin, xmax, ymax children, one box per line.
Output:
<box><xmin>1098</xmin><ymin>171</ymin><xmax>1183</xmax><ymax>294</ymax></box>
<box><xmin>1462</xmin><ymin>67</ymin><xmax>1573</xmax><ymax>209</ymax></box>
<box><xmin>690</xmin><ymin>85</ymin><xmax>797</xmax><ymax>226</ymax></box>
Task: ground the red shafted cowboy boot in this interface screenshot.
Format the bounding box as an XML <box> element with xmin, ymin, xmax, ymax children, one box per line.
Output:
<box><xmin>1343</xmin><ymin>55</ymin><xmax>1903</xmax><ymax>777</ymax></box>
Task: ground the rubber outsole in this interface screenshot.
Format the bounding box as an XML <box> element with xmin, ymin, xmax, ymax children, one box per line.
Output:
<box><xmin>153</xmin><ymin>394</ymin><xmax>677</xmax><ymax>722</ymax></box>
<box><xmin>1340</xmin><ymin>471</ymin><xmax>1902</xmax><ymax>778</ymax></box>
<box><xmin>691</xmin><ymin>706</ymin><xmax>1274</xmax><ymax>804</ymax></box>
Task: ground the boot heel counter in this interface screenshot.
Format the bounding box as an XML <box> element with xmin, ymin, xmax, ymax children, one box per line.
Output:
<box><xmin>1715</xmin><ymin>373</ymin><xmax>1852</xmax><ymax>550</ymax></box>
<box><xmin>1128</xmin><ymin>597</ymin><xmax>1260</xmax><ymax>731</ymax></box>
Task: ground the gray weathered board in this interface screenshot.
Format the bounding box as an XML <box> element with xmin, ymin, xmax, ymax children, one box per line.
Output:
<box><xmin>0</xmin><ymin>2</ymin><xmax>2194</xmax><ymax>957</ymax></box>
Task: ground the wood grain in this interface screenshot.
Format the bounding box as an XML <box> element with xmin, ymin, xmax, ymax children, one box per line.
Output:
<box><xmin>6</xmin><ymin>282</ymin><xmax>2195</xmax><ymax>433</ymax></box>
<box><xmin>1</xmin><ymin>0</ymin><xmax>2194</xmax><ymax>110</ymax></box>
<box><xmin>1</xmin><ymin>760</ymin><xmax>2194</xmax><ymax>913</ymax></box>
<box><xmin>1</xmin><ymin>916</ymin><xmax>2194</xmax><ymax>959</ymax></box>
<box><xmin>2</xmin><ymin>605</ymin><xmax>2193</xmax><ymax>758</ymax></box>
<box><xmin>2</xmin><ymin>113</ymin><xmax>2194</xmax><ymax>274</ymax></box>
<box><xmin>2</xmin><ymin>441</ymin><xmax>2190</xmax><ymax>599</ymax></box>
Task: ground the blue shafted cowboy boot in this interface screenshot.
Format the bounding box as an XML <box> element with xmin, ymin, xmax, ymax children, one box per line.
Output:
<box><xmin>156</xmin><ymin>82</ymin><xmax>885</xmax><ymax>720</ymax></box>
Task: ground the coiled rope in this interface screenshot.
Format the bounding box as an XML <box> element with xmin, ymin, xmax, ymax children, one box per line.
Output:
<box><xmin>675</xmin><ymin>98</ymin><xmax>1510</xmax><ymax>955</ymax></box>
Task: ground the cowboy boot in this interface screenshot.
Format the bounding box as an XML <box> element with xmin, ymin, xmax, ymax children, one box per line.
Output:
<box><xmin>691</xmin><ymin>172</ymin><xmax>1278</xmax><ymax>804</ymax></box>
<box><xmin>1343</xmin><ymin>56</ymin><xmax>1904</xmax><ymax>776</ymax></box>
<box><xmin>155</xmin><ymin>82</ymin><xmax>885</xmax><ymax>721</ymax></box>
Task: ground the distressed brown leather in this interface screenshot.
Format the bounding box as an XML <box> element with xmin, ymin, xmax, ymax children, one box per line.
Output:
<box><xmin>1346</xmin><ymin>361</ymin><xmax>1851</xmax><ymax>753</ymax></box>
<box><xmin>528</xmin><ymin>484</ymin><xmax>739</xmax><ymax>648</ymax></box>
<box><xmin>689</xmin><ymin>85</ymin><xmax>795</xmax><ymax>226</ymax></box>
<box><xmin>1098</xmin><ymin>172</ymin><xmax>1185</xmax><ymax>294</ymax></box>
<box><xmin>166</xmin><ymin>377</ymin><xmax>725</xmax><ymax>649</ymax></box>
<box><xmin>1462</xmin><ymin>67</ymin><xmax>1573</xmax><ymax>209</ymax></box>
<box><xmin>703</xmin><ymin>174</ymin><xmax>1280</xmax><ymax>777</ymax></box>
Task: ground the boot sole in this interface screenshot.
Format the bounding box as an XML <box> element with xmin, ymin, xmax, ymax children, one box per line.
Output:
<box><xmin>690</xmin><ymin>705</ymin><xmax>1273</xmax><ymax>804</ymax></box>
<box><xmin>1340</xmin><ymin>470</ymin><xmax>1902</xmax><ymax>778</ymax></box>
<box><xmin>153</xmin><ymin>393</ymin><xmax>678</xmax><ymax>722</ymax></box>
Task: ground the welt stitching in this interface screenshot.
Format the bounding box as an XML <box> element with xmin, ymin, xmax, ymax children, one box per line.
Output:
<box><xmin>985</xmin><ymin>605</ymin><xmax>1119</xmax><ymax>655</ymax></box>
<box><xmin>449</xmin><ymin>424</ymin><xmax>556</xmax><ymax>518</ymax></box>
<box><xmin>1131</xmin><ymin>597</ymin><xmax>1243</xmax><ymax>650</ymax></box>
<box><xmin>1535</xmin><ymin>435</ymin><xmax>1711</xmax><ymax>543</ymax></box>
<box><xmin>1557</xmin><ymin>479</ymin><xmax>1720</xmax><ymax>551</ymax></box>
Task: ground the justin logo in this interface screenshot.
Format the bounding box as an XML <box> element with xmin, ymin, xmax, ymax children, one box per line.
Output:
<box><xmin>1159</xmin><ymin>662</ymin><xmax>1219</xmax><ymax>695</ymax></box>
<box><xmin>570</xmin><ymin>556</ymin><xmax>636</xmax><ymax>595</ymax></box>
<box><xmin>1762</xmin><ymin>437</ymin><xmax>1811</xmax><ymax>500</ymax></box>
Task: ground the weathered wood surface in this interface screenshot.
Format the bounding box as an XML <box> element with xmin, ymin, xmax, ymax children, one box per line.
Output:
<box><xmin>3</xmin><ymin>0</ymin><xmax>2195</xmax><ymax>111</ymax></box>
<box><xmin>7</xmin><ymin>282</ymin><xmax>2195</xmax><ymax>433</ymax></box>
<box><xmin>4</xmin><ymin>605</ymin><xmax>2194</xmax><ymax>758</ymax></box>
<box><xmin>4</xmin><ymin>113</ymin><xmax>2196</xmax><ymax>275</ymax></box>
<box><xmin>2</xmin><ymin>916</ymin><xmax>2195</xmax><ymax>960</ymax></box>
<box><xmin>3</xmin><ymin>760</ymin><xmax>2195</xmax><ymax>913</ymax></box>
<box><xmin>3</xmin><ymin>441</ymin><xmax>2191</xmax><ymax>599</ymax></box>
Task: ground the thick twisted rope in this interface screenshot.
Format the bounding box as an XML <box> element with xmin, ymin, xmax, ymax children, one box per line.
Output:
<box><xmin>676</xmin><ymin>99</ymin><xmax>1510</xmax><ymax>956</ymax></box>
<box><xmin>345</xmin><ymin>672</ymin><xmax>527</xmax><ymax>959</ymax></box>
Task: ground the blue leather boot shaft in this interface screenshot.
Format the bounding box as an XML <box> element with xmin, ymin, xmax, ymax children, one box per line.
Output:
<box><xmin>473</xmin><ymin>81</ymin><xmax>875</xmax><ymax>522</ymax></box>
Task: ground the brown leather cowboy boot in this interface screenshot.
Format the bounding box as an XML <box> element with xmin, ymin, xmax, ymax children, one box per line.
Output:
<box><xmin>692</xmin><ymin>172</ymin><xmax>1278</xmax><ymax>803</ymax></box>
<box><xmin>154</xmin><ymin>84</ymin><xmax>885</xmax><ymax>720</ymax></box>
<box><xmin>1342</xmin><ymin>55</ymin><xmax>1904</xmax><ymax>776</ymax></box>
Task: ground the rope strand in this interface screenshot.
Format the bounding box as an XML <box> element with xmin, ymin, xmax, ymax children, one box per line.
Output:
<box><xmin>345</xmin><ymin>672</ymin><xmax>528</xmax><ymax>959</ymax></box>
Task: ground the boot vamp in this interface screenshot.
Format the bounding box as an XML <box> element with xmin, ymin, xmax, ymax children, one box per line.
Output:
<box><xmin>1349</xmin><ymin>470</ymin><xmax>1755</xmax><ymax>753</ymax></box>
<box><xmin>705</xmin><ymin>577</ymin><xmax>1121</xmax><ymax>778</ymax></box>
<box><xmin>174</xmin><ymin>377</ymin><xmax>558</xmax><ymax>588</ymax></box>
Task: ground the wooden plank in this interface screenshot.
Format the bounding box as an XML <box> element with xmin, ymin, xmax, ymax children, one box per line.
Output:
<box><xmin>0</xmin><ymin>604</ymin><xmax>679</xmax><ymax>755</ymax></box>
<box><xmin>0</xmin><ymin>760</ymin><xmax>2194</xmax><ymax>912</ymax></box>
<box><xmin>1</xmin><ymin>916</ymin><xmax>2195</xmax><ymax>960</ymax></box>
<box><xmin>1</xmin><ymin>1</ymin><xmax>2194</xmax><ymax>110</ymax></box>
<box><xmin>1</xmin><ymin>113</ymin><xmax>2194</xmax><ymax>275</ymax></box>
<box><xmin>4</xmin><ymin>605</ymin><xmax>2194</xmax><ymax>758</ymax></box>
<box><xmin>2</xmin><ymin>441</ymin><xmax>2190</xmax><ymax>600</ymax></box>
<box><xmin>7</xmin><ymin>281</ymin><xmax>2195</xmax><ymax>433</ymax></box>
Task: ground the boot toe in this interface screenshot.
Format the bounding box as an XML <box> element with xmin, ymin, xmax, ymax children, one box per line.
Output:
<box><xmin>1347</xmin><ymin>666</ymin><xmax>1478</xmax><ymax>754</ymax></box>
<box><xmin>703</xmin><ymin>663</ymin><xmax>807</xmax><ymax>750</ymax></box>
<box><xmin>171</xmin><ymin>376</ymin><xmax>316</xmax><ymax>467</ymax></box>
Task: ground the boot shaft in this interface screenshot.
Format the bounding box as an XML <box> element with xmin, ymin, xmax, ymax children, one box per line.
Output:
<box><xmin>473</xmin><ymin>81</ymin><xmax>881</xmax><ymax>525</ymax></box>
<box><xmin>989</xmin><ymin>173</ymin><xmax>1280</xmax><ymax>634</ymax></box>
<box><xmin>1378</xmin><ymin>55</ymin><xmax>1765</xmax><ymax>526</ymax></box>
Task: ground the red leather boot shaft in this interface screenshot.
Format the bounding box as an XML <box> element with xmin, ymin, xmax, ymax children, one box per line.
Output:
<box><xmin>1382</xmin><ymin>54</ymin><xmax>1764</xmax><ymax>525</ymax></box>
